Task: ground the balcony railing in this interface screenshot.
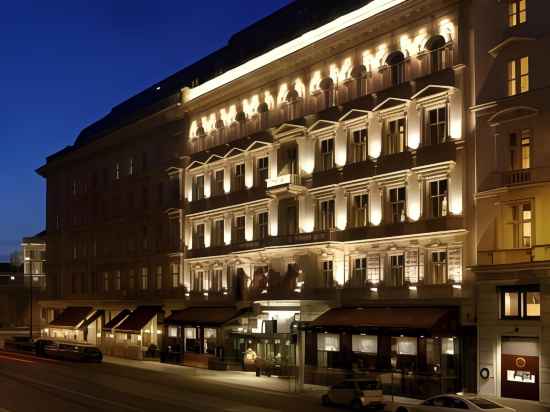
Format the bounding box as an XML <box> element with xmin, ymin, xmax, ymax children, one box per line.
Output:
<box><xmin>481</xmin><ymin>167</ymin><xmax>550</xmax><ymax>192</ymax></box>
<box><xmin>503</xmin><ymin>169</ymin><xmax>532</xmax><ymax>185</ymax></box>
<box><xmin>477</xmin><ymin>245</ymin><xmax>550</xmax><ymax>265</ymax></box>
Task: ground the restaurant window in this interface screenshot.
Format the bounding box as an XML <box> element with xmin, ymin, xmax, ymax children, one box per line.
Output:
<box><xmin>184</xmin><ymin>327</ymin><xmax>199</xmax><ymax>353</ymax></box>
<box><xmin>389</xmin><ymin>187</ymin><xmax>406</xmax><ymax>223</ymax></box>
<box><xmin>431</xmin><ymin>251</ymin><xmax>448</xmax><ymax>284</ymax></box>
<box><xmin>317</xmin><ymin>333</ymin><xmax>340</xmax><ymax>368</ymax></box>
<box><xmin>194</xmin><ymin>175</ymin><xmax>205</xmax><ymax>201</ymax></box>
<box><xmin>351</xmin><ymin>257</ymin><xmax>367</xmax><ymax>287</ymax></box>
<box><xmin>171</xmin><ymin>263</ymin><xmax>180</xmax><ymax>288</ymax></box>
<box><xmin>510</xmin><ymin>131</ymin><xmax>531</xmax><ymax>170</ymax></box>
<box><xmin>507</xmin><ymin>56</ymin><xmax>529</xmax><ymax>96</ymax></box>
<box><xmin>234</xmin><ymin>163</ymin><xmax>245</xmax><ymax>191</ymax></box>
<box><xmin>393</xmin><ymin>336</ymin><xmax>418</xmax><ymax>356</ymax></box>
<box><xmin>384</xmin><ymin>118</ymin><xmax>406</xmax><ymax>155</ymax></box>
<box><xmin>504</xmin><ymin>202</ymin><xmax>532</xmax><ymax>248</ymax></box>
<box><xmin>140</xmin><ymin>267</ymin><xmax>149</xmax><ymax>290</ymax></box>
<box><xmin>103</xmin><ymin>272</ymin><xmax>110</xmax><ymax>292</ymax></box>
<box><xmin>500</xmin><ymin>285</ymin><xmax>540</xmax><ymax>319</ymax></box>
<box><xmin>320</xmin><ymin>138</ymin><xmax>335</xmax><ymax>171</ymax></box>
<box><xmin>114</xmin><ymin>270</ymin><xmax>121</xmax><ymax>291</ymax></box>
<box><xmin>213</xmin><ymin>169</ymin><xmax>225</xmax><ymax>195</ymax></box>
<box><xmin>156</xmin><ymin>266</ymin><xmax>163</xmax><ymax>290</ymax></box>
<box><xmin>430</xmin><ymin>179</ymin><xmax>448</xmax><ymax>218</ymax></box>
<box><xmin>233</xmin><ymin>215</ymin><xmax>246</xmax><ymax>243</ymax></box>
<box><xmin>351</xmin><ymin>128</ymin><xmax>368</xmax><ymax>163</ymax></box>
<box><xmin>256</xmin><ymin>212</ymin><xmax>269</xmax><ymax>240</ymax></box>
<box><xmin>194</xmin><ymin>224</ymin><xmax>205</xmax><ymax>249</ymax></box>
<box><xmin>508</xmin><ymin>0</ymin><xmax>526</xmax><ymax>27</ymax></box>
<box><xmin>390</xmin><ymin>254</ymin><xmax>405</xmax><ymax>287</ymax></box>
<box><xmin>322</xmin><ymin>261</ymin><xmax>334</xmax><ymax>288</ymax></box>
<box><xmin>319</xmin><ymin>199</ymin><xmax>335</xmax><ymax>230</ymax></box>
<box><xmin>257</xmin><ymin>157</ymin><xmax>269</xmax><ymax>186</ymax></box>
<box><xmin>352</xmin><ymin>335</ymin><xmax>377</xmax><ymax>354</ymax></box>
<box><xmin>352</xmin><ymin>194</ymin><xmax>369</xmax><ymax>227</ymax></box>
<box><xmin>212</xmin><ymin>219</ymin><xmax>224</xmax><ymax>247</ymax></box>
<box><xmin>426</xmin><ymin>106</ymin><xmax>447</xmax><ymax>145</ymax></box>
<box><xmin>168</xmin><ymin>326</ymin><xmax>179</xmax><ymax>338</ymax></box>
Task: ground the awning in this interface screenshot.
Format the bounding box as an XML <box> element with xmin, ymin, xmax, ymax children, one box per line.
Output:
<box><xmin>309</xmin><ymin>307</ymin><xmax>454</xmax><ymax>330</ymax></box>
<box><xmin>49</xmin><ymin>307</ymin><xmax>94</xmax><ymax>329</ymax></box>
<box><xmin>81</xmin><ymin>310</ymin><xmax>104</xmax><ymax>329</ymax></box>
<box><xmin>103</xmin><ymin>309</ymin><xmax>131</xmax><ymax>332</ymax></box>
<box><xmin>115</xmin><ymin>306</ymin><xmax>162</xmax><ymax>333</ymax></box>
<box><xmin>164</xmin><ymin>306</ymin><xmax>242</xmax><ymax>326</ymax></box>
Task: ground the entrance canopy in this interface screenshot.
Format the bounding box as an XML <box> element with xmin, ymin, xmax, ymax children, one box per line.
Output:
<box><xmin>164</xmin><ymin>306</ymin><xmax>243</xmax><ymax>326</ymax></box>
<box><xmin>49</xmin><ymin>306</ymin><xmax>94</xmax><ymax>329</ymax></box>
<box><xmin>103</xmin><ymin>309</ymin><xmax>131</xmax><ymax>332</ymax></box>
<box><xmin>310</xmin><ymin>307</ymin><xmax>455</xmax><ymax>331</ymax></box>
<box><xmin>115</xmin><ymin>306</ymin><xmax>162</xmax><ymax>333</ymax></box>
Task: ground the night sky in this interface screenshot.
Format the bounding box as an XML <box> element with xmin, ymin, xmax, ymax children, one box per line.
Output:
<box><xmin>0</xmin><ymin>0</ymin><xmax>290</xmax><ymax>261</ymax></box>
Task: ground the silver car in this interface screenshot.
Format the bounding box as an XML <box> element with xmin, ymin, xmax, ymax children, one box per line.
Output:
<box><xmin>394</xmin><ymin>394</ymin><xmax>516</xmax><ymax>412</ymax></box>
<box><xmin>322</xmin><ymin>378</ymin><xmax>385</xmax><ymax>410</ymax></box>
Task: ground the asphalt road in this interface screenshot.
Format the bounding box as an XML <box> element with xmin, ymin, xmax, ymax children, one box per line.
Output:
<box><xmin>0</xmin><ymin>352</ymin><xmax>331</xmax><ymax>412</ymax></box>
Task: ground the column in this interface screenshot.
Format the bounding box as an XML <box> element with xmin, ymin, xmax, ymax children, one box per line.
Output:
<box><xmin>407</xmin><ymin>101</ymin><xmax>421</xmax><ymax>150</ymax></box>
<box><xmin>245</xmin><ymin>209</ymin><xmax>254</xmax><ymax>241</ymax></box>
<box><xmin>184</xmin><ymin>219</ymin><xmax>192</xmax><ymax>250</ymax></box>
<box><xmin>204</xmin><ymin>218</ymin><xmax>212</xmax><ymax>248</ymax></box>
<box><xmin>406</xmin><ymin>172</ymin><xmax>422</xmax><ymax>221</ymax></box>
<box><xmin>449</xmin><ymin>156</ymin><xmax>463</xmax><ymax>215</ymax></box>
<box><xmin>369</xmin><ymin>181</ymin><xmax>382</xmax><ymax>226</ymax></box>
<box><xmin>244</xmin><ymin>155</ymin><xmax>254</xmax><ymax>189</ymax></box>
<box><xmin>335</xmin><ymin>187</ymin><xmax>347</xmax><ymax>230</ymax></box>
<box><xmin>268</xmin><ymin>198</ymin><xmax>279</xmax><ymax>236</ymax></box>
<box><xmin>334</xmin><ymin>124</ymin><xmax>347</xmax><ymax>167</ymax></box>
<box><xmin>204</xmin><ymin>170</ymin><xmax>212</xmax><ymax>199</ymax></box>
<box><xmin>298</xmin><ymin>194</ymin><xmax>314</xmax><ymax>233</ymax></box>
<box><xmin>223</xmin><ymin>162</ymin><xmax>231</xmax><ymax>193</ymax></box>
<box><xmin>185</xmin><ymin>173</ymin><xmax>193</xmax><ymax>201</ymax></box>
<box><xmin>297</xmin><ymin>137</ymin><xmax>315</xmax><ymax>175</ymax></box>
<box><xmin>368</xmin><ymin>112</ymin><xmax>382</xmax><ymax>159</ymax></box>
<box><xmin>449</xmin><ymin>88</ymin><xmax>463</xmax><ymax>141</ymax></box>
<box><xmin>224</xmin><ymin>213</ymin><xmax>232</xmax><ymax>245</ymax></box>
<box><xmin>269</xmin><ymin>145</ymin><xmax>278</xmax><ymax>179</ymax></box>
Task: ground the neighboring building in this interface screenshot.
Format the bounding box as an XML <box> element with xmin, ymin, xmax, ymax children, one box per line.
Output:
<box><xmin>471</xmin><ymin>0</ymin><xmax>550</xmax><ymax>404</ymax></box>
<box><xmin>0</xmin><ymin>263</ymin><xmax>23</xmax><ymax>328</ymax></box>
<box><xmin>22</xmin><ymin>231</ymin><xmax>48</xmax><ymax>334</ymax></box>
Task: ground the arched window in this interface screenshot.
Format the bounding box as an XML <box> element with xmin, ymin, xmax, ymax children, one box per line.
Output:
<box><xmin>319</xmin><ymin>77</ymin><xmax>334</xmax><ymax>109</ymax></box>
<box><xmin>386</xmin><ymin>51</ymin><xmax>406</xmax><ymax>86</ymax></box>
<box><xmin>351</xmin><ymin>65</ymin><xmax>367</xmax><ymax>98</ymax></box>
<box><xmin>425</xmin><ymin>35</ymin><xmax>447</xmax><ymax>73</ymax></box>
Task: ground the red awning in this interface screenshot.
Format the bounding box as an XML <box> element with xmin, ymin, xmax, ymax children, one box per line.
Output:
<box><xmin>115</xmin><ymin>306</ymin><xmax>162</xmax><ymax>333</ymax></box>
<box><xmin>103</xmin><ymin>309</ymin><xmax>131</xmax><ymax>332</ymax></box>
<box><xmin>310</xmin><ymin>307</ymin><xmax>453</xmax><ymax>330</ymax></box>
<box><xmin>164</xmin><ymin>306</ymin><xmax>242</xmax><ymax>326</ymax></box>
<box><xmin>49</xmin><ymin>307</ymin><xmax>94</xmax><ymax>329</ymax></box>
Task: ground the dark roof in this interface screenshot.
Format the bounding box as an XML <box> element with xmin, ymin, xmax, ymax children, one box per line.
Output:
<box><xmin>0</xmin><ymin>263</ymin><xmax>16</xmax><ymax>273</ymax></box>
<box><xmin>164</xmin><ymin>306</ymin><xmax>242</xmax><ymax>326</ymax></box>
<box><xmin>115</xmin><ymin>306</ymin><xmax>162</xmax><ymax>333</ymax></box>
<box><xmin>49</xmin><ymin>307</ymin><xmax>94</xmax><ymax>329</ymax></box>
<box><xmin>22</xmin><ymin>230</ymin><xmax>46</xmax><ymax>244</ymax></box>
<box><xmin>44</xmin><ymin>0</ymin><xmax>374</xmax><ymax>163</ymax></box>
<box><xmin>103</xmin><ymin>309</ymin><xmax>131</xmax><ymax>331</ymax></box>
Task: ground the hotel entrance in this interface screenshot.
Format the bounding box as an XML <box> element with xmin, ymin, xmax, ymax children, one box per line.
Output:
<box><xmin>501</xmin><ymin>337</ymin><xmax>539</xmax><ymax>401</ymax></box>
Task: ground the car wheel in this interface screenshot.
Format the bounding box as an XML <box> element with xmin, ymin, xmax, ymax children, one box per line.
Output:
<box><xmin>321</xmin><ymin>394</ymin><xmax>331</xmax><ymax>406</ymax></box>
<box><xmin>351</xmin><ymin>399</ymin><xmax>363</xmax><ymax>410</ymax></box>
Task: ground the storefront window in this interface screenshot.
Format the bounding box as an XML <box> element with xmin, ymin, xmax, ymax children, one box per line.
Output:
<box><xmin>441</xmin><ymin>337</ymin><xmax>456</xmax><ymax>355</ymax></box>
<box><xmin>204</xmin><ymin>328</ymin><xmax>217</xmax><ymax>355</ymax></box>
<box><xmin>317</xmin><ymin>333</ymin><xmax>340</xmax><ymax>368</ymax></box>
<box><xmin>168</xmin><ymin>326</ymin><xmax>179</xmax><ymax>338</ymax></box>
<box><xmin>396</xmin><ymin>337</ymin><xmax>417</xmax><ymax>355</ymax></box>
<box><xmin>352</xmin><ymin>335</ymin><xmax>377</xmax><ymax>354</ymax></box>
<box><xmin>184</xmin><ymin>327</ymin><xmax>200</xmax><ymax>353</ymax></box>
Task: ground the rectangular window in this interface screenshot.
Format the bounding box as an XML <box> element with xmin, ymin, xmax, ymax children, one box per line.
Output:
<box><xmin>319</xmin><ymin>199</ymin><xmax>335</xmax><ymax>230</ymax></box>
<box><xmin>389</xmin><ymin>187</ymin><xmax>406</xmax><ymax>223</ymax></box>
<box><xmin>508</xmin><ymin>56</ymin><xmax>529</xmax><ymax>96</ymax></box>
<box><xmin>390</xmin><ymin>254</ymin><xmax>405</xmax><ymax>287</ymax></box>
<box><xmin>508</xmin><ymin>0</ymin><xmax>527</xmax><ymax>27</ymax></box>
<box><xmin>257</xmin><ymin>157</ymin><xmax>269</xmax><ymax>186</ymax></box>
<box><xmin>194</xmin><ymin>175</ymin><xmax>205</xmax><ymax>200</ymax></box>
<box><xmin>352</xmin><ymin>335</ymin><xmax>377</xmax><ymax>354</ymax></box>
<box><xmin>234</xmin><ymin>163</ymin><xmax>245</xmax><ymax>191</ymax></box>
<box><xmin>367</xmin><ymin>254</ymin><xmax>382</xmax><ymax>284</ymax></box>
<box><xmin>256</xmin><ymin>212</ymin><xmax>269</xmax><ymax>240</ymax></box>
<box><xmin>140</xmin><ymin>267</ymin><xmax>149</xmax><ymax>290</ymax></box>
<box><xmin>234</xmin><ymin>215</ymin><xmax>246</xmax><ymax>243</ymax></box>
<box><xmin>426</xmin><ymin>107</ymin><xmax>447</xmax><ymax>145</ymax></box>
<box><xmin>194</xmin><ymin>224</ymin><xmax>205</xmax><ymax>249</ymax></box>
<box><xmin>114</xmin><ymin>270</ymin><xmax>121</xmax><ymax>291</ymax></box>
<box><xmin>352</xmin><ymin>194</ymin><xmax>369</xmax><ymax>227</ymax></box>
<box><xmin>129</xmin><ymin>157</ymin><xmax>134</xmax><ymax>176</ymax></box>
<box><xmin>210</xmin><ymin>269</ymin><xmax>223</xmax><ymax>292</ymax></box>
<box><xmin>500</xmin><ymin>286</ymin><xmax>540</xmax><ymax>319</ymax></box>
<box><xmin>385</xmin><ymin>118</ymin><xmax>406</xmax><ymax>155</ymax></box>
<box><xmin>351</xmin><ymin>257</ymin><xmax>367</xmax><ymax>287</ymax></box>
<box><xmin>115</xmin><ymin>163</ymin><xmax>120</xmax><ymax>180</ymax></box>
<box><xmin>192</xmin><ymin>271</ymin><xmax>204</xmax><ymax>292</ymax></box>
<box><xmin>322</xmin><ymin>261</ymin><xmax>334</xmax><ymax>288</ymax></box>
<box><xmin>171</xmin><ymin>263</ymin><xmax>180</xmax><ymax>288</ymax></box>
<box><xmin>168</xmin><ymin>326</ymin><xmax>179</xmax><ymax>338</ymax></box>
<box><xmin>504</xmin><ymin>202</ymin><xmax>532</xmax><ymax>248</ymax></box>
<box><xmin>351</xmin><ymin>129</ymin><xmax>368</xmax><ymax>163</ymax></box>
<box><xmin>320</xmin><ymin>138</ymin><xmax>335</xmax><ymax>171</ymax></box>
<box><xmin>317</xmin><ymin>333</ymin><xmax>340</xmax><ymax>352</ymax></box>
<box><xmin>104</xmin><ymin>272</ymin><xmax>110</xmax><ymax>292</ymax></box>
<box><xmin>212</xmin><ymin>219</ymin><xmax>224</xmax><ymax>247</ymax></box>
<box><xmin>156</xmin><ymin>266</ymin><xmax>163</xmax><ymax>290</ymax></box>
<box><xmin>510</xmin><ymin>131</ymin><xmax>531</xmax><ymax>170</ymax></box>
<box><xmin>430</xmin><ymin>179</ymin><xmax>448</xmax><ymax>218</ymax></box>
<box><xmin>128</xmin><ymin>269</ymin><xmax>135</xmax><ymax>290</ymax></box>
<box><xmin>431</xmin><ymin>251</ymin><xmax>448</xmax><ymax>284</ymax></box>
<box><xmin>213</xmin><ymin>169</ymin><xmax>224</xmax><ymax>195</ymax></box>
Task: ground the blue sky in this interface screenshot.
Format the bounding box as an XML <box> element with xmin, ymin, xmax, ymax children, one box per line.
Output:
<box><xmin>0</xmin><ymin>0</ymin><xmax>289</xmax><ymax>261</ymax></box>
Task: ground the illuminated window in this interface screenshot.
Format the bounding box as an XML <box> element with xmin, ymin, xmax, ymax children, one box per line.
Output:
<box><xmin>213</xmin><ymin>169</ymin><xmax>225</xmax><ymax>196</ymax></box>
<box><xmin>507</xmin><ymin>57</ymin><xmax>529</xmax><ymax>96</ymax></box>
<box><xmin>367</xmin><ymin>254</ymin><xmax>382</xmax><ymax>284</ymax></box>
<box><xmin>389</xmin><ymin>187</ymin><xmax>406</xmax><ymax>223</ymax></box>
<box><xmin>320</xmin><ymin>138</ymin><xmax>335</xmax><ymax>171</ymax></box>
<box><xmin>257</xmin><ymin>157</ymin><xmax>269</xmax><ymax>186</ymax></box>
<box><xmin>426</xmin><ymin>107</ymin><xmax>447</xmax><ymax>145</ymax></box>
<box><xmin>352</xmin><ymin>194</ymin><xmax>369</xmax><ymax>227</ymax></box>
<box><xmin>509</xmin><ymin>131</ymin><xmax>531</xmax><ymax>170</ymax></box>
<box><xmin>194</xmin><ymin>224</ymin><xmax>205</xmax><ymax>249</ymax></box>
<box><xmin>390</xmin><ymin>254</ymin><xmax>405</xmax><ymax>287</ymax></box>
<box><xmin>351</xmin><ymin>257</ymin><xmax>367</xmax><ymax>287</ymax></box>
<box><xmin>256</xmin><ymin>212</ymin><xmax>269</xmax><ymax>240</ymax></box>
<box><xmin>322</xmin><ymin>261</ymin><xmax>334</xmax><ymax>288</ymax></box>
<box><xmin>430</xmin><ymin>179</ymin><xmax>448</xmax><ymax>218</ymax></box>
<box><xmin>171</xmin><ymin>263</ymin><xmax>180</xmax><ymax>288</ymax></box>
<box><xmin>431</xmin><ymin>251</ymin><xmax>448</xmax><ymax>284</ymax></box>
<box><xmin>140</xmin><ymin>267</ymin><xmax>148</xmax><ymax>290</ymax></box>
<box><xmin>500</xmin><ymin>285</ymin><xmax>540</xmax><ymax>319</ymax></box>
<box><xmin>233</xmin><ymin>215</ymin><xmax>246</xmax><ymax>243</ymax></box>
<box><xmin>234</xmin><ymin>163</ymin><xmax>245</xmax><ymax>191</ymax></box>
<box><xmin>319</xmin><ymin>199</ymin><xmax>335</xmax><ymax>230</ymax></box>
<box><xmin>384</xmin><ymin>118</ymin><xmax>406</xmax><ymax>155</ymax></box>
<box><xmin>504</xmin><ymin>202</ymin><xmax>532</xmax><ymax>248</ymax></box>
<box><xmin>194</xmin><ymin>175</ymin><xmax>204</xmax><ymax>200</ymax></box>
<box><xmin>351</xmin><ymin>128</ymin><xmax>368</xmax><ymax>163</ymax></box>
<box><xmin>156</xmin><ymin>266</ymin><xmax>163</xmax><ymax>290</ymax></box>
<box><xmin>508</xmin><ymin>0</ymin><xmax>527</xmax><ymax>27</ymax></box>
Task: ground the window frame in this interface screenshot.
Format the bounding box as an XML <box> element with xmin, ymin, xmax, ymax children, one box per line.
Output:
<box><xmin>429</xmin><ymin>179</ymin><xmax>449</xmax><ymax>218</ymax></box>
<box><xmin>389</xmin><ymin>186</ymin><xmax>407</xmax><ymax>223</ymax></box>
<box><xmin>319</xmin><ymin>137</ymin><xmax>335</xmax><ymax>171</ymax></box>
<box><xmin>351</xmin><ymin>193</ymin><xmax>369</xmax><ymax>228</ymax></box>
<box><xmin>318</xmin><ymin>198</ymin><xmax>336</xmax><ymax>230</ymax></box>
<box><xmin>508</xmin><ymin>0</ymin><xmax>527</xmax><ymax>27</ymax></box>
<box><xmin>425</xmin><ymin>106</ymin><xmax>448</xmax><ymax>146</ymax></box>
<box><xmin>507</xmin><ymin>56</ymin><xmax>529</xmax><ymax>96</ymax></box>
<box><xmin>351</xmin><ymin>127</ymin><xmax>368</xmax><ymax>163</ymax></box>
<box><xmin>384</xmin><ymin>117</ymin><xmax>406</xmax><ymax>155</ymax></box>
<box><xmin>257</xmin><ymin>156</ymin><xmax>269</xmax><ymax>187</ymax></box>
<box><xmin>499</xmin><ymin>285</ymin><xmax>540</xmax><ymax>320</ymax></box>
<box><xmin>234</xmin><ymin>163</ymin><xmax>246</xmax><ymax>191</ymax></box>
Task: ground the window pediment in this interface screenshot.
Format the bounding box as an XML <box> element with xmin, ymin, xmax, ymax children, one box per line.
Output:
<box><xmin>488</xmin><ymin>106</ymin><xmax>538</xmax><ymax>127</ymax></box>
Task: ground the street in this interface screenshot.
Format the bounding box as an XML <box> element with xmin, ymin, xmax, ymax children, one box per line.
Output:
<box><xmin>0</xmin><ymin>352</ymin><xmax>329</xmax><ymax>412</ymax></box>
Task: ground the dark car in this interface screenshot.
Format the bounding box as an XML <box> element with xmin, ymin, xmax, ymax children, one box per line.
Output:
<box><xmin>42</xmin><ymin>342</ymin><xmax>103</xmax><ymax>362</ymax></box>
<box><xmin>322</xmin><ymin>378</ymin><xmax>384</xmax><ymax>410</ymax></box>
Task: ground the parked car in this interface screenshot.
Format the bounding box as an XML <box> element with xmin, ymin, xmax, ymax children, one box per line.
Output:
<box><xmin>322</xmin><ymin>378</ymin><xmax>384</xmax><ymax>410</ymax></box>
<box><xmin>393</xmin><ymin>394</ymin><xmax>516</xmax><ymax>412</ymax></box>
<box><xmin>42</xmin><ymin>341</ymin><xmax>103</xmax><ymax>363</ymax></box>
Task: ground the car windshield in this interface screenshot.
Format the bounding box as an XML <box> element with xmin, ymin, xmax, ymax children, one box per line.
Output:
<box><xmin>469</xmin><ymin>398</ymin><xmax>502</xmax><ymax>409</ymax></box>
<box><xmin>357</xmin><ymin>381</ymin><xmax>381</xmax><ymax>390</ymax></box>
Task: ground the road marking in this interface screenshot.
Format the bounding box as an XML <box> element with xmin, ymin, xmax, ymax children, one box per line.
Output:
<box><xmin>0</xmin><ymin>355</ymin><xmax>35</xmax><ymax>364</ymax></box>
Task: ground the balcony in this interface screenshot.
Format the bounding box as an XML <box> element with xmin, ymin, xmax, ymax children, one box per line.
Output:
<box><xmin>503</xmin><ymin>169</ymin><xmax>532</xmax><ymax>185</ymax></box>
<box><xmin>266</xmin><ymin>174</ymin><xmax>306</xmax><ymax>198</ymax></box>
<box><xmin>186</xmin><ymin>186</ymin><xmax>267</xmax><ymax>215</ymax></box>
<box><xmin>341</xmin><ymin>282</ymin><xmax>461</xmax><ymax>303</ymax></box>
<box><xmin>376</xmin><ymin>151</ymin><xmax>413</xmax><ymax>175</ymax></box>
<box><xmin>415</xmin><ymin>141</ymin><xmax>456</xmax><ymax>167</ymax></box>
<box><xmin>480</xmin><ymin>167</ymin><xmax>550</xmax><ymax>192</ymax></box>
<box><xmin>312</xmin><ymin>168</ymin><xmax>342</xmax><ymax>187</ymax></box>
<box><xmin>477</xmin><ymin>245</ymin><xmax>550</xmax><ymax>266</ymax></box>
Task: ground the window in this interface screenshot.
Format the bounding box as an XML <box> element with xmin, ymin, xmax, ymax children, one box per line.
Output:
<box><xmin>351</xmin><ymin>129</ymin><xmax>368</xmax><ymax>163</ymax></box>
<box><xmin>156</xmin><ymin>266</ymin><xmax>163</xmax><ymax>290</ymax></box>
<box><xmin>171</xmin><ymin>263</ymin><xmax>180</xmax><ymax>288</ymax></box>
<box><xmin>352</xmin><ymin>335</ymin><xmax>377</xmax><ymax>354</ymax></box>
<box><xmin>508</xmin><ymin>0</ymin><xmax>526</xmax><ymax>27</ymax></box>
<box><xmin>431</xmin><ymin>251</ymin><xmax>448</xmax><ymax>284</ymax></box>
<box><xmin>386</xmin><ymin>51</ymin><xmax>406</xmax><ymax>86</ymax></box>
<box><xmin>390</xmin><ymin>254</ymin><xmax>405</xmax><ymax>287</ymax></box>
<box><xmin>194</xmin><ymin>175</ymin><xmax>205</xmax><ymax>200</ymax></box>
<box><xmin>322</xmin><ymin>261</ymin><xmax>334</xmax><ymax>288</ymax></box>
<box><xmin>115</xmin><ymin>163</ymin><xmax>120</xmax><ymax>180</ymax></box>
<box><xmin>426</xmin><ymin>107</ymin><xmax>447</xmax><ymax>145</ymax></box>
<box><xmin>500</xmin><ymin>286</ymin><xmax>540</xmax><ymax>319</ymax></box>
<box><xmin>508</xmin><ymin>57</ymin><xmax>529</xmax><ymax>96</ymax></box>
<box><xmin>114</xmin><ymin>270</ymin><xmax>121</xmax><ymax>291</ymax></box>
<box><xmin>430</xmin><ymin>179</ymin><xmax>448</xmax><ymax>218</ymax></box>
<box><xmin>287</xmin><ymin>205</ymin><xmax>298</xmax><ymax>235</ymax></box>
<box><xmin>257</xmin><ymin>157</ymin><xmax>269</xmax><ymax>186</ymax></box>
<box><xmin>510</xmin><ymin>131</ymin><xmax>531</xmax><ymax>170</ymax></box>
<box><xmin>385</xmin><ymin>118</ymin><xmax>406</xmax><ymax>155</ymax></box>
<box><xmin>367</xmin><ymin>254</ymin><xmax>382</xmax><ymax>284</ymax></box>
<box><xmin>103</xmin><ymin>272</ymin><xmax>110</xmax><ymax>292</ymax></box>
<box><xmin>234</xmin><ymin>215</ymin><xmax>246</xmax><ymax>243</ymax></box>
<box><xmin>256</xmin><ymin>212</ymin><xmax>269</xmax><ymax>240</ymax></box>
<box><xmin>210</xmin><ymin>269</ymin><xmax>223</xmax><ymax>292</ymax></box>
<box><xmin>352</xmin><ymin>194</ymin><xmax>369</xmax><ymax>227</ymax></box>
<box><xmin>319</xmin><ymin>199</ymin><xmax>335</xmax><ymax>230</ymax></box>
<box><xmin>191</xmin><ymin>270</ymin><xmax>204</xmax><ymax>292</ymax></box>
<box><xmin>194</xmin><ymin>224</ymin><xmax>205</xmax><ymax>249</ymax></box>
<box><xmin>504</xmin><ymin>202</ymin><xmax>532</xmax><ymax>248</ymax></box>
<box><xmin>140</xmin><ymin>267</ymin><xmax>149</xmax><ymax>290</ymax></box>
<box><xmin>287</xmin><ymin>147</ymin><xmax>298</xmax><ymax>175</ymax></box>
<box><xmin>317</xmin><ymin>333</ymin><xmax>340</xmax><ymax>352</ymax></box>
<box><xmin>128</xmin><ymin>269</ymin><xmax>135</xmax><ymax>290</ymax></box>
<box><xmin>212</xmin><ymin>219</ymin><xmax>224</xmax><ymax>247</ymax></box>
<box><xmin>351</xmin><ymin>257</ymin><xmax>367</xmax><ymax>287</ymax></box>
<box><xmin>320</xmin><ymin>138</ymin><xmax>335</xmax><ymax>171</ymax></box>
<box><xmin>129</xmin><ymin>157</ymin><xmax>134</xmax><ymax>176</ymax></box>
<box><xmin>389</xmin><ymin>187</ymin><xmax>406</xmax><ymax>223</ymax></box>
<box><xmin>234</xmin><ymin>163</ymin><xmax>245</xmax><ymax>191</ymax></box>
<box><xmin>213</xmin><ymin>169</ymin><xmax>224</xmax><ymax>195</ymax></box>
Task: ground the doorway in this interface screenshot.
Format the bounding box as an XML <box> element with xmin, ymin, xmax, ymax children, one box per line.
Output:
<box><xmin>501</xmin><ymin>337</ymin><xmax>539</xmax><ymax>401</ymax></box>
